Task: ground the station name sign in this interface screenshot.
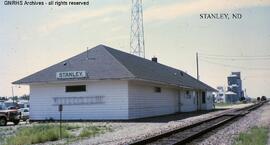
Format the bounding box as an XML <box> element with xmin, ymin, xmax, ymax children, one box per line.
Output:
<box><xmin>56</xmin><ymin>71</ymin><xmax>86</xmax><ymax>79</ymax></box>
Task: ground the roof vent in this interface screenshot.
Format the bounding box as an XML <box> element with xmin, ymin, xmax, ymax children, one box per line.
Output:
<box><xmin>180</xmin><ymin>71</ymin><xmax>184</xmax><ymax>76</ymax></box>
<box><xmin>152</xmin><ymin>57</ymin><xmax>158</xmax><ymax>63</ymax></box>
<box><xmin>63</xmin><ymin>62</ymin><xmax>67</xmax><ymax>66</ymax></box>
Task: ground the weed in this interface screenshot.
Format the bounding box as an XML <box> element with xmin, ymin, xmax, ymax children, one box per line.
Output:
<box><xmin>234</xmin><ymin>126</ymin><xmax>268</xmax><ymax>145</ymax></box>
<box><xmin>79</xmin><ymin>125</ymin><xmax>109</xmax><ymax>138</ymax></box>
<box><xmin>5</xmin><ymin>124</ymin><xmax>73</xmax><ymax>145</ymax></box>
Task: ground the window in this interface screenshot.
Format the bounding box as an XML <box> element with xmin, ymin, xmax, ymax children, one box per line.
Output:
<box><xmin>185</xmin><ymin>90</ymin><xmax>191</xmax><ymax>99</ymax></box>
<box><xmin>154</xmin><ymin>87</ymin><xmax>161</xmax><ymax>93</ymax></box>
<box><xmin>0</xmin><ymin>103</ymin><xmax>5</xmax><ymax>110</ymax></box>
<box><xmin>202</xmin><ymin>91</ymin><xmax>206</xmax><ymax>104</ymax></box>
<box><xmin>18</xmin><ymin>104</ymin><xmax>24</xmax><ymax>108</ymax></box>
<box><xmin>65</xmin><ymin>85</ymin><xmax>86</xmax><ymax>92</ymax></box>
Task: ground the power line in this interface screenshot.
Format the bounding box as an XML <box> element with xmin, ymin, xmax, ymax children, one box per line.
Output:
<box><xmin>200</xmin><ymin>58</ymin><xmax>270</xmax><ymax>70</ymax></box>
<box><xmin>200</xmin><ymin>56</ymin><xmax>270</xmax><ymax>61</ymax></box>
<box><xmin>199</xmin><ymin>53</ymin><xmax>270</xmax><ymax>58</ymax></box>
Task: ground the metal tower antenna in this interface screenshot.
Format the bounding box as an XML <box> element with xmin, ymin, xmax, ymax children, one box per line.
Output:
<box><xmin>130</xmin><ymin>0</ymin><xmax>145</xmax><ymax>58</ymax></box>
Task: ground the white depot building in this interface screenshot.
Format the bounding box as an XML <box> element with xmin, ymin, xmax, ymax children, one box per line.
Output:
<box><xmin>13</xmin><ymin>45</ymin><xmax>216</xmax><ymax>121</ymax></box>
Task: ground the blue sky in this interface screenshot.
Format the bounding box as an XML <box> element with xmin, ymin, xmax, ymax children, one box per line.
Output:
<box><xmin>0</xmin><ymin>0</ymin><xmax>270</xmax><ymax>97</ymax></box>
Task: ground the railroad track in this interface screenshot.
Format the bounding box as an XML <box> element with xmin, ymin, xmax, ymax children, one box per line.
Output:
<box><xmin>130</xmin><ymin>102</ymin><xmax>266</xmax><ymax>145</ymax></box>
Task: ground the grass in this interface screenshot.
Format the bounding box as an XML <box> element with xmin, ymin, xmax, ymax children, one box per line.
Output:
<box><xmin>3</xmin><ymin>123</ymin><xmax>111</xmax><ymax>145</ymax></box>
<box><xmin>215</xmin><ymin>102</ymin><xmax>233</xmax><ymax>107</ymax></box>
<box><xmin>215</xmin><ymin>103</ymin><xmax>236</xmax><ymax>107</ymax></box>
<box><xmin>79</xmin><ymin>125</ymin><xmax>111</xmax><ymax>138</ymax></box>
<box><xmin>5</xmin><ymin>124</ymin><xmax>73</xmax><ymax>145</ymax></box>
<box><xmin>234</xmin><ymin>126</ymin><xmax>269</xmax><ymax>145</ymax></box>
<box><xmin>215</xmin><ymin>102</ymin><xmax>246</xmax><ymax>107</ymax></box>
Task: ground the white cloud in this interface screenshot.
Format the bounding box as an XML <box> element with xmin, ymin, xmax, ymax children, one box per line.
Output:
<box><xmin>39</xmin><ymin>4</ymin><xmax>128</xmax><ymax>34</ymax></box>
<box><xmin>144</xmin><ymin>0</ymin><xmax>270</xmax><ymax>22</ymax></box>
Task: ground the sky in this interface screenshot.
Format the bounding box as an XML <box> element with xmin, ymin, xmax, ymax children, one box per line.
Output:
<box><xmin>0</xmin><ymin>0</ymin><xmax>270</xmax><ymax>98</ymax></box>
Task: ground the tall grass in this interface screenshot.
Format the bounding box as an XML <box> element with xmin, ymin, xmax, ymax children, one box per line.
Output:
<box><xmin>5</xmin><ymin>124</ymin><xmax>73</xmax><ymax>145</ymax></box>
<box><xmin>3</xmin><ymin>123</ymin><xmax>111</xmax><ymax>145</ymax></box>
<box><xmin>79</xmin><ymin>125</ymin><xmax>110</xmax><ymax>138</ymax></box>
<box><xmin>234</xmin><ymin>126</ymin><xmax>268</xmax><ymax>145</ymax></box>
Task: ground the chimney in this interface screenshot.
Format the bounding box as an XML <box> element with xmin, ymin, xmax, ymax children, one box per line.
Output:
<box><xmin>152</xmin><ymin>57</ymin><xmax>158</xmax><ymax>63</ymax></box>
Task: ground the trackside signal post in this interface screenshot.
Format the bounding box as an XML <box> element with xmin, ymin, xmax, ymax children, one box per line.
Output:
<box><xmin>58</xmin><ymin>104</ymin><xmax>63</xmax><ymax>139</ymax></box>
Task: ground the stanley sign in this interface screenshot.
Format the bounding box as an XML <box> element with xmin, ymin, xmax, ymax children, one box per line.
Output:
<box><xmin>56</xmin><ymin>71</ymin><xmax>86</xmax><ymax>79</ymax></box>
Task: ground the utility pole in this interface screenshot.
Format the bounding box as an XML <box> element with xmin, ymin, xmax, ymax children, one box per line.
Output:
<box><xmin>196</xmin><ymin>52</ymin><xmax>200</xmax><ymax>111</ymax></box>
<box><xmin>130</xmin><ymin>0</ymin><xmax>145</xmax><ymax>58</ymax></box>
<box><xmin>196</xmin><ymin>52</ymin><xmax>199</xmax><ymax>80</ymax></box>
<box><xmin>11</xmin><ymin>86</ymin><xmax>14</xmax><ymax>103</ymax></box>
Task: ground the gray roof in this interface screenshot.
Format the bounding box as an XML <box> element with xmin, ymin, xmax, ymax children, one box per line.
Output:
<box><xmin>13</xmin><ymin>45</ymin><xmax>216</xmax><ymax>91</ymax></box>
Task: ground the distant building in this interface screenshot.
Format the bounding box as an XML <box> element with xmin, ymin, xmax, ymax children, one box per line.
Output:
<box><xmin>226</xmin><ymin>72</ymin><xmax>244</xmax><ymax>103</ymax></box>
<box><xmin>225</xmin><ymin>91</ymin><xmax>237</xmax><ymax>103</ymax></box>
<box><xmin>214</xmin><ymin>86</ymin><xmax>226</xmax><ymax>103</ymax></box>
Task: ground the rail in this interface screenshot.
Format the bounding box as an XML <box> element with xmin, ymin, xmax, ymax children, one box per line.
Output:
<box><xmin>130</xmin><ymin>101</ymin><xmax>266</xmax><ymax>145</ymax></box>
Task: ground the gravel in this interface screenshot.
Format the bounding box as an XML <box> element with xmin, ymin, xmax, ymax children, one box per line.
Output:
<box><xmin>69</xmin><ymin>104</ymin><xmax>254</xmax><ymax>145</ymax></box>
<box><xmin>194</xmin><ymin>102</ymin><xmax>270</xmax><ymax>145</ymax></box>
<box><xmin>70</xmin><ymin>109</ymin><xmax>236</xmax><ymax>145</ymax></box>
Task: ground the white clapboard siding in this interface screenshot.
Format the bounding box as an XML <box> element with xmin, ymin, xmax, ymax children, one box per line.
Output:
<box><xmin>29</xmin><ymin>80</ymin><xmax>213</xmax><ymax>120</ymax></box>
<box><xmin>128</xmin><ymin>81</ymin><xmax>178</xmax><ymax>119</ymax></box>
<box><xmin>179</xmin><ymin>90</ymin><xmax>197</xmax><ymax>112</ymax></box>
<box><xmin>29</xmin><ymin>80</ymin><xmax>128</xmax><ymax>120</ymax></box>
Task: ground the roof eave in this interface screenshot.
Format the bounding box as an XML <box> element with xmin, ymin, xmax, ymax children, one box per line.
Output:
<box><xmin>12</xmin><ymin>77</ymin><xmax>136</xmax><ymax>85</ymax></box>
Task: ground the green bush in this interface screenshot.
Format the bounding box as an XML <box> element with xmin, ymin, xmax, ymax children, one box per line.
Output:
<box><xmin>234</xmin><ymin>126</ymin><xmax>268</xmax><ymax>145</ymax></box>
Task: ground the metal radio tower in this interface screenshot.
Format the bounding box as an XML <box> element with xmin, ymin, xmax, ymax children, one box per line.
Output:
<box><xmin>130</xmin><ymin>0</ymin><xmax>145</xmax><ymax>58</ymax></box>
